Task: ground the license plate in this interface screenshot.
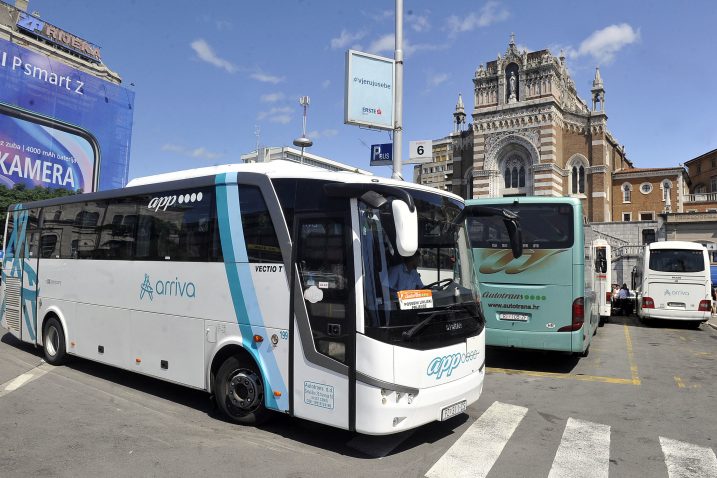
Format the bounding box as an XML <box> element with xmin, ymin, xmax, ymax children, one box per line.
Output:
<box><xmin>441</xmin><ymin>400</ymin><xmax>467</xmax><ymax>421</ymax></box>
<box><xmin>499</xmin><ymin>312</ymin><xmax>529</xmax><ymax>322</ymax></box>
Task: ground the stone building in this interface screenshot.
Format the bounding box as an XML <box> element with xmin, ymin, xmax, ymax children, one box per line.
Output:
<box><xmin>611</xmin><ymin>167</ymin><xmax>688</xmax><ymax>221</ymax></box>
<box><xmin>683</xmin><ymin>148</ymin><xmax>717</xmax><ymax>212</ymax></box>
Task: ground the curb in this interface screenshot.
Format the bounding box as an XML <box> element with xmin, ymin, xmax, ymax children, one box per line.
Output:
<box><xmin>709</xmin><ymin>321</ymin><xmax>717</xmax><ymax>331</ymax></box>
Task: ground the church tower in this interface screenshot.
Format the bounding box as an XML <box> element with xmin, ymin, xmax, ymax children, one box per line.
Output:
<box><xmin>591</xmin><ymin>67</ymin><xmax>605</xmax><ymax>112</ymax></box>
<box><xmin>453</xmin><ymin>93</ymin><xmax>466</xmax><ymax>133</ymax></box>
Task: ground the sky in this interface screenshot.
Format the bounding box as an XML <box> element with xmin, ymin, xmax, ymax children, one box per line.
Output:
<box><xmin>26</xmin><ymin>0</ymin><xmax>717</xmax><ymax>183</ymax></box>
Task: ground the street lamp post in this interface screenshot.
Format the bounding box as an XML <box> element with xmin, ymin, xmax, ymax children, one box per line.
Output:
<box><xmin>293</xmin><ymin>96</ymin><xmax>313</xmax><ymax>164</ymax></box>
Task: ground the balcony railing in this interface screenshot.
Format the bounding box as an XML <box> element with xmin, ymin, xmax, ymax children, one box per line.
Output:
<box><xmin>684</xmin><ymin>192</ymin><xmax>717</xmax><ymax>203</ymax></box>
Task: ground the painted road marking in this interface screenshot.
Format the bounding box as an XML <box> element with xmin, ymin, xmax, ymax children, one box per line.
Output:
<box><xmin>623</xmin><ymin>324</ymin><xmax>641</xmax><ymax>385</ymax></box>
<box><xmin>548</xmin><ymin>418</ymin><xmax>610</xmax><ymax>478</ymax></box>
<box><xmin>674</xmin><ymin>376</ymin><xmax>686</xmax><ymax>389</ymax></box>
<box><xmin>425</xmin><ymin>401</ymin><xmax>528</xmax><ymax>478</ymax></box>
<box><xmin>0</xmin><ymin>362</ymin><xmax>53</xmax><ymax>398</ymax></box>
<box><xmin>487</xmin><ymin>367</ymin><xmax>637</xmax><ymax>385</ymax></box>
<box><xmin>660</xmin><ymin>437</ymin><xmax>717</xmax><ymax>478</ymax></box>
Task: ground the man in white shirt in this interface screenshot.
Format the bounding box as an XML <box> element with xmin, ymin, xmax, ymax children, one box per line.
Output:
<box><xmin>388</xmin><ymin>253</ymin><xmax>424</xmax><ymax>292</ymax></box>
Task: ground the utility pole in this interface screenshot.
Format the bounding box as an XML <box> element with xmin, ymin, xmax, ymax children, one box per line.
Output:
<box><xmin>293</xmin><ymin>96</ymin><xmax>312</xmax><ymax>164</ymax></box>
<box><xmin>392</xmin><ymin>0</ymin><xmax>403</xmax><ymax>180</ymax></box>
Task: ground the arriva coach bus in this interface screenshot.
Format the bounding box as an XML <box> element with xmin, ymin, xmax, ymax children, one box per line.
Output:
<box><xmin>0</xmin><ymin>161</ymin><xmax>521</xmax><ymax>434</ymax></box>
<box><xmin>466</xmin><ymin>197</ymin><xmax>599</xmax><ymax>356</ymax></box>
<box><xmin>634</xmin><ymin>240</ymin><xmax>712</xmax><ymax>328</ymax></box>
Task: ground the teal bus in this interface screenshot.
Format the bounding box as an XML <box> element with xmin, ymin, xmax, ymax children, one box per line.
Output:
<box><xmin>466</xmin><ymin>197</ymin><xmax>599</xmax><ymax>356</ymax></box>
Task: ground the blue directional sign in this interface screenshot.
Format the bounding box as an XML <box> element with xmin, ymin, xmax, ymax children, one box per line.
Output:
<box><xmin>371</xmin><ymin>143</ymin><xmax>393</xmax><ymax>166</ymax></box>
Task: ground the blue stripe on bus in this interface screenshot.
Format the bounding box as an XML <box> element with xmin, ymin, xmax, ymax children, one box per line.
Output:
<box><xmin>215</xmin><ymin>173</ymin><xmax>287</xmax><ymax>411</ymax></box>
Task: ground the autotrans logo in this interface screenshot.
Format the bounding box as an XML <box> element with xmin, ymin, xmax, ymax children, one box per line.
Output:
<box><xmin>427</xmin><ymin>349</ymin><xmax>480</xmax><ymax>380</ymax></box>
<box><xmin>139</xmin><ymin>273</ymin><xmax>196</xmax><ymax>301</ymax></box>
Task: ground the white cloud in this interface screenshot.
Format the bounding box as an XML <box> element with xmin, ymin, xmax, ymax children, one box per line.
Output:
<box><xmin>407</xmin><ymin>13</ymin><xmax>430</xmax><ymax>32</ymax></box>
<box><xmin>572</xmin><ymin>24</ymin><xmax>640</xmax><ymax>64</ymax></box>
<box><xmin>250</xmin><ymin>71</ymin><xmax>285</xmax><ymax>84</ymax></box>
<box><xmin>162</xmin><ymin>143</ymin><xmax>223</xmax><ymax>161</ymax></box>
<box><xmin>260</xmin><ymin>92</ymin><xmax>285</xmax><ymax>103</ymax></box>
<box><xmin>190</xmin><ymin>39</ymin><xmax>237</xmax><ymax>73</ymax></box>
<box><xmin>307</xmin><ymin>129</ymin><xmax>339</xmax><ymax>140</ymax></box>
<box><xmin>368</xmin><ymin>34</ymin><xmax>395</xmax><ymax>55</ymax></box>
<box><xmin>427</xmin><ymin>72</ymin><xmax>449</xmax><ymax>88</ymax></box>
<box><xmin>257</xmin><ymin>106</ymin><xmax>293</xmax><ymax>124</ymax></box>
<box><xmin>330</xmin><ymin>29</ymin><xmax>367</xmax><ymax>50</ymax></box>
<box><xmin>368</xmin><ymin>34</ymin><xmax>444</xmax><ymax>57</ymax></box>
<box><xmin>446</xmin><ymin>1</ymin><xmax>509</xmax><ymax>35</ymax></box>
<box><xmin>364</xmin><ymin>9</ymin><xmax>393</xmax><ymax>22</ymax></box>
<box><xmin>322</xmin><ymin>79</ymin><xmax>331</xmax><ymax>89</ymax></box>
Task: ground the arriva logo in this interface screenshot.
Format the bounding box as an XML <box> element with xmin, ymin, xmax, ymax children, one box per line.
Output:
<box><xmin>664</xmin><ymin>290</ymin><xmax>689</xmax><ymax>297</ymax></box>
<box><xmin>426</xmin><ymin>349</ymin><xmax>480</xmax><ymax>380</ymax></box>
<box><xmin>139</xmin><ymin>274</ymin><xmax>197</xmax><ymax>301</ymax></box>
<box><xmin>148</xmin><ymin>191</ymin><xmax>203</xmax><ymax>211</ymax></box>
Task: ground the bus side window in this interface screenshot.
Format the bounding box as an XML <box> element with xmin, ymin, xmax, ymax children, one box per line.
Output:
<box><xmin>41</xmin><ymin>205</ymin><xmax>65</xmax><ymax>259</ymax></box>
<box><xmin>238</xmin><ymin>185</ymin><xmax>282</xmax><ymax>263</ymax></box>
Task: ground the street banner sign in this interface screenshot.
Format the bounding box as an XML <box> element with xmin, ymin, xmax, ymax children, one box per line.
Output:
<box><xmin>345</xmin><ymin>50</ymin><xmax>395</xmax><ymax>131</ymax></box>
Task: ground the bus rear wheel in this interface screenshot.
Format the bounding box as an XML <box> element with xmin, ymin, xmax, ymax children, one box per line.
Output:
<box><xmin>215</xmin><ymin>356</ymin><xmax>270</xmax><ymax>425</ymax></box>
<box><xmin>43</xmin><ymin>317</ymin><xmax>67</xmax><ymax>365</ymax></box>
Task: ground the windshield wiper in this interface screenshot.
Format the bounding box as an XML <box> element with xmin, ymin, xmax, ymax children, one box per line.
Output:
<box><xmin>402</xmin><ymin>311</ymin><xmax>441</xmax><ymax>341</ymax></box>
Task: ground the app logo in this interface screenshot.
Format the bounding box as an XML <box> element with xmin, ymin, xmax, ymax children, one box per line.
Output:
<box><xmin>426</xmin><ymin>349</ymin><xmax>480</xmax><ymax>380</ymax></box>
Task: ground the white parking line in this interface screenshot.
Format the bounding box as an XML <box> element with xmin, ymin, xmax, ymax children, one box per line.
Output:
<box><xmin>548</xmin><ymin>418</ymin><xmax>610</xmax><ymax>478</ymax></box>
<box><xmin>425</xmin><ymin>401</ymin><xmax>528</xmax><ymax>478</ymax></box>
<box><xmin>660</xmin><ymin>436</ymin><xmax>717</xmax><ymax>478</ymax></box>
<box><xmin>0</xmin><ymin>362</ymin><xmax>52</xmax><ymax>398</ymax></box>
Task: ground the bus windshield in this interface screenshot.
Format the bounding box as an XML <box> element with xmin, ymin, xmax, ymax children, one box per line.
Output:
<box><xmin>649</xmin><ymin>249</ymin><xmax>705</xmax><ymax>273</ymax></box>
<box><xmin>359</xmin><ymin>189</ymin><xmax>480</xmax><ymax>350</ymax></box>
<box><xmin>468</xmin><ymin>203</ymin><xmax>573</xmax><ymax>250</ymax></box>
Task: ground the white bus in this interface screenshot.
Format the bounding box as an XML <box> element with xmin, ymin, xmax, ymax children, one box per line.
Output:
<box><xmin>0</xmin><ymin>161</ymin><xmax>521</xmax><ymax>435</ymax></box>
<box><xmin>634</xmin><ymin>241</ymin><xmax>712</xmax><ymax>328</ymax></box>
<box><xmin>592</xmin><ymin>238</ymin><xmax>612</xmax><ymax>323</ymax></box>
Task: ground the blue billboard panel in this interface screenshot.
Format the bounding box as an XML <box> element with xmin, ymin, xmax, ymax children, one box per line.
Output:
<box><xmin>0</xmin><ymin>38</ymin><xmax>134</xmax><ymax>191</ymax></box>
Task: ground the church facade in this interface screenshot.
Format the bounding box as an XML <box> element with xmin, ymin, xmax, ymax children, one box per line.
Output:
<box><xmin>444</xmin><ymin>36</ymin><xmax>633</xmax><ymax>222</ymax></box>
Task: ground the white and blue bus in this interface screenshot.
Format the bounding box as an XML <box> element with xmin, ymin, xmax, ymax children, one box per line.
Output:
<box><xmin>0</xmin><ymin>161</ymin><xmax>521</xmax><ymax>434</ymax></box>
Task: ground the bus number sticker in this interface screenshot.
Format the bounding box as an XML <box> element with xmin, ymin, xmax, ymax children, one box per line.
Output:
<box><xmin>304</xmin><ymin>381</ymin><xmax>334</xmax><ymax>410</ymax></box>
<box><xmin>397</xmin><ymin>290</ymin><xmax>433</xmax><ymax>310</ymax></box>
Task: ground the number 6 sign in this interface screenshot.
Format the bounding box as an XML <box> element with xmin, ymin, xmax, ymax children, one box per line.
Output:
<box><xmin>408</xmin><ymin>140</ymin><xmax>432</xmax><ymax>163</ymax></box>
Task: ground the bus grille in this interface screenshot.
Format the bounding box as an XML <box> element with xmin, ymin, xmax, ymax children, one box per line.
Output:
<box><xmin>3</xmin><ymin>277</ymin><xmax>22</xmax><ymax>333</ymax></box>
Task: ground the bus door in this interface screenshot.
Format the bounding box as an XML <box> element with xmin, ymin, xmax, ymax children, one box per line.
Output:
<box><xmin>291</xmin><ymin>213</ymin><xmax>355</xmax><ymax>430</ymax></box>
<box><xmin>2</xmin><ymin>208</ymin><xmax>40</xmax><ymax>344</ymax></box>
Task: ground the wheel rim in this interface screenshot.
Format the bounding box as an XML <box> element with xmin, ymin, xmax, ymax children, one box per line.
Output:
<box><xmin>227</xmin><ymin>369</ymin><xmax>263</xmax><ymax>413</ymax></box>
<box><xmin>45</xmin><ymin>325</ymin><xmax>59</xmax><ymax>357</ymax></box>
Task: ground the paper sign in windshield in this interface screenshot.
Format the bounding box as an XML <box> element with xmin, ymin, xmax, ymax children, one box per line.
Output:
<box><xmin>397</xmin><ymin>290</ymin><xmax>433</xmax><ymax>310</ymax></box>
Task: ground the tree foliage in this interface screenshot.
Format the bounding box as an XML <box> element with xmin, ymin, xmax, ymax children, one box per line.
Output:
<box><xmin>0</xmin><ymin>184</ymin><xmax>78</xmax><ymax>214</ymax></box>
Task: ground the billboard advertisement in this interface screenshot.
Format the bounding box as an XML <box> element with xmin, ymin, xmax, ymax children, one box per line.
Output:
<box><xmin>344</xmin><ymin>50</ymin><xmax>394</xmax><ymax>130</ymax></box>
<box><xmin>0</xmin><ymin>38</ymin><xmax>134</xmax><ymax>192</ymax></box>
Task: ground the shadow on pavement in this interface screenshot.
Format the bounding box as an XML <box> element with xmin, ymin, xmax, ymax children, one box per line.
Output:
<box><xmin>485</xmin><ymin>345</ymin><xmax>580</xmax><ymax>373</ymax></box>
<box><xmin>608</xmin><ymin>314</ymin><xmax>708</xmax><ymax>331</ymax></box>
<box><xmin>0</xmin><ymin>328</ymin><xmax>467</xmax><ymax>459</ymax></box>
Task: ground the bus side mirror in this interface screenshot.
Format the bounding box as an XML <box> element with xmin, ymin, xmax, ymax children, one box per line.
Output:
<box><xmin>503</xmin><ymin>218</ymin><xmax>523</xmax><ymax>259</ymax></box>
<box><xmin>392</xmin><ymin>199</ymin><xmax>417</xmax><ymax>257</ymax></box>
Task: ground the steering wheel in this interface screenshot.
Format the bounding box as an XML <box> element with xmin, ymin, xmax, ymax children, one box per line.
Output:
<box><xmin>424</xmin><ymin>278</ymin><xmax>454</xmax><ymax>290</ymax></box>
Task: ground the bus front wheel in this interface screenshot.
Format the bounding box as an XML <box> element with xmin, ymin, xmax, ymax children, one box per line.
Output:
<box><xmin>43</xmin><ymin>317</ymin><xmax>67</xmax><ymax>365</ymax></box>
<box><xmin>215</xmin><ymin>356</ymin><xmax>270</xmax><ymax>425</ymax></box>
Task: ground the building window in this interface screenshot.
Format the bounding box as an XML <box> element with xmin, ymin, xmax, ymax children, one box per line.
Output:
<box><xmin>662</xmin><ymin>180</ymin><xmax>672</xmax><ymax>201</ymax></box>
<box><xmin>695</xmin><ymin>184</ymin><xmax>707</xmax><ymax>194</ymax></box>
<box><xmin>640</xmin><ymin>183</ymin><xmax>653</xmax><ymax>194</ymax></box>
<box><xmin>623</xmin><ymin>212</ymin><xmax>632</xmax><ymax>222</ymax></box>
<box><xmin>570</xmin><ymin>165</ymin><xmax>585</xmax><ymax>194</ymax></box>
<box><xmin>711</xmin><ymin>176</ymin><xmax>717</xmax><ymax>192</ymax></box>
<box><xmin>622</xmin><ymin>183</ymin><xmax>632</xmax><ymax>203</ymax></box>
<box><xmin>639</xmin><ymin>212</ymin><xmax>654</xmax><ymax>221</ymax></box>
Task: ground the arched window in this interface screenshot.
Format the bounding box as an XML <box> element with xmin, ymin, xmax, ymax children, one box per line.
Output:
<box><xmin>504</xmin><ymin>167</ymin><xmax>511</xmax><ymax>188</ymax></box>
<box><xmin>662</xmin><ymin>180</ymin><xmax>672</xmax><ymax>201</ymax></box>
<box><xmin>571</xmin><ymin>165</ymin><xmax>586</xmax><ymax>194</ymax></box>
<box><xmin>518</xmin><ymin>167</ymin><xmax>525</xmax><ymax>187</ymax></box>
<box><xmin>623</xmin><ymin>183</ymin><xmax>632</xmax><ymax>203</ymax></box>
<box><xmin>511</xmin><ymin>167</ymin><xmax>518</xmax><ymax>188</ymax></box>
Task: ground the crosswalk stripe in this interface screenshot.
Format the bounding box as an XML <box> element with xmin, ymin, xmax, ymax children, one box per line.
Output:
<box><xmin>660</xmin><ymin>436</ymin><xmax>717</xmax><ymax>478</ymax></box>
<box><xmin>548</xmin><ymin>417</ymin><xmax>610</xmax><ymax>478</ymax></box>
<box><xmin>425</xmin><ymin>401</ymin><xmax>528</xmax><ymax>478</ymax></box>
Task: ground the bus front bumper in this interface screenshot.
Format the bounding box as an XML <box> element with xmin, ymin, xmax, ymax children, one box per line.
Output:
<box><xmin>354</xmin><ymin>366</ymin><xmax>484</xmax><ymax>435</ymax></box>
